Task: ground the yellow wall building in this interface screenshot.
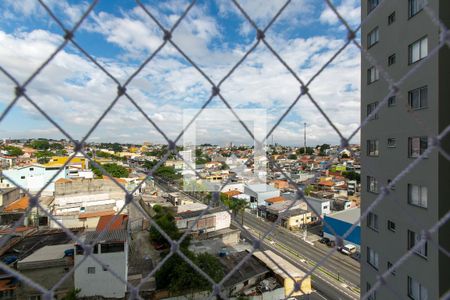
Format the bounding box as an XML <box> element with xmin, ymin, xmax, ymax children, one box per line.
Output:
<box><xmin>44</xmin><ymin>156</ymin><xmax>88</xmax><ymax>169</ymax></box>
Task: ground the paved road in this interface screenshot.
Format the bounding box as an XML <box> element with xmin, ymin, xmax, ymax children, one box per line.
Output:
<box><xmin>239</xmin><ymin>228</ymin><xmax>358</xmax><ymax>300</ymax></box>
<box><xmin>243</xmin><ymin>212</ymin><xmax>360</xmax><ymax>287</ymax></box>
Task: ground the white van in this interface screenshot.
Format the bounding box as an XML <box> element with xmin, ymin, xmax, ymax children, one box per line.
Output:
<box><xmin>340</xmin><ymin>244</ymin><xmax>357</xmax><ymax>255</ymax></box>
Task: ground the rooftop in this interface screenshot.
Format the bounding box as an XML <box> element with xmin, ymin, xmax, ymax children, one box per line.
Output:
<box><xmin>245</xmin><ymin>184</ymin><xmax>278</xmax><ymax>193</ymax></box>
<box><xmin>96</xmin><ymin>214</ymin><xmax>128</xmax><ymax>232</ymax></box>
<box><xmin>19</xmin><ymin>243</ymin><xmax>73</xmax><ymax>264</ymax></box>
<box><xmin>83</xmin><ymin>229</ymin><xmax>127</xmax><ymax>244</ymax></box>
<box><xmin>325</xmin><ymin>207</ymin><xmax>360</xmax><ymax>225</ymax></box>
<box><xmin>252</xmin><ymin>250</ymin><xmax>307</xmax><ymax>279</ymax></box>
<box><xmin>220</xmin><ymin>251</ymin><xmax>269</xmax><ymax>288</ymax></box>
<box><xmin>305</xmin><ymin>196</ymin><xmax>331</xmax><ymax>203</ymax></box>
<box><xmin>281</xmin><ymin>208</ymin><xmax>310</xmax><ymax>218</ymax></box>
<box><xmin>79</xmin><ymin>210</ymin><xmax>115</xmax><ymax>219</ymax></box>
<box><xmin>176</xmin><ymin>206</ymin><xmax>226</xmax><ymax>219</ymax></box>
<box><xmin>265</xmin><ymin>196</ymin><xmax>285</xmax><ymax>204</ymax></box>
<box><xmin>266</xmin><ymin>200</ymin><xmax>302</xmax><ymax>213</ymax></box>
<box><xmin>3</xmin><ymin>196</ymin><xmax>28</xmax><ymax>212</ymax></box>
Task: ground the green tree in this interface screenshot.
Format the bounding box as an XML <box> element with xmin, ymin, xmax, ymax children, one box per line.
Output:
<box><xmin>319</xmin><ymin>144</ymin><xmax>331</xmax><ymax>156</ymax></box>
<box><xmin>3</xmin><ymin>146</ymin><xmax>23</xmax><ymax>156</ymax></box>
<box><xmin>35</xmin><ymin>150</ymin><xmax>55</xmax><ymax>164</ymax></box>
<box><xmin>31</xmin><ymin>139</ymin><xmax>50</xmax><ymax>150</ymax></box>
<box><xmin>50</xmin><ymin>143</ymin><xmax>64</xmax><ymax>150</ymax></box>
<box><xmin>303</xmin><ymin>185</ymin><xmax>314</xmax><ymax>196</ymax></box>
<box><xmin>297</xmin><ymin>147</ymin><xmax>314</xmax><ymax>155</ymax></box>
<box><xmin>156</xmin><ymin>251</ymin><xmax>224</xmax><ymax>294</ymax></box>
<box><xmin>342</xmin><ymin>171</ymin><xmax>361</xmax><ymax>183</ymax></box>
<box><xmin>287</xmin><ymin>154</ymin><xmax>297</xmax><ymax>160</ymax></box>
<box><xmin>111</xmin><ymin>143</ymin><xmax>122</xmax><ymax>153</ymax></box>
<box><xmin>103</xmin><ymin>163</ymin><xmax>129</xmax><ymax>178</ymax></box>
<box><xmin>62</xmin><ymin>288</ymin><xmax>81</xmax><ymax>300</ymax></box>
<box><xmin>223</xmin><ymin>195</ymin><xmax>248</xmax><ymax>225</ymax></box>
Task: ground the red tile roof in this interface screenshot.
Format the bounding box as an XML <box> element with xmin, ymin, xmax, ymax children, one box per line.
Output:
<box><xmin>78</xmin><ymin>210</ymin><xmax>115</xmax><ymax>219</ymax></box>
<box><xmin>265</xmin><ymin>196</ymin><xmax>285</xmax><ymax>204</ymax></box>
<box><xmin>96</xmin><ymin>214</ymin><xmax>128</xmax><ymax>232</ymax></box>
<box><xmin>4</xmin><ymin>196</ymin><xmax>29</xmax><ymax>212</ymax></box>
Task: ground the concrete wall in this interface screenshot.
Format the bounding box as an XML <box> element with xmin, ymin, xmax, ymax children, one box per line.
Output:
<box><xmin>55</xmin><ymin>178</ymin><xmax>125</xmax><ymax>197</ymax></box>
<box><xmin>0</xmin><ymin>188</ymin><xmax>20</xmax><ymax>207</ymax></box>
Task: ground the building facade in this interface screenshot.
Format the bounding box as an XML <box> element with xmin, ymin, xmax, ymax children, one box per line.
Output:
<box><xmin>361</xmin><ymin>1</ymin><xmax>450</xmax><ymax>299</ymax></box>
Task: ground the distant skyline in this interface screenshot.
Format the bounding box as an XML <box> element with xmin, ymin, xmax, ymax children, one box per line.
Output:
<box><xmin>0</xmin><ymin>0</ymin><xmax>361</xmax><ymax>146</ymax></box>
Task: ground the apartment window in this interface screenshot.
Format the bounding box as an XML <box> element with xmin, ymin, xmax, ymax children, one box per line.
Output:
<box><xmin>20</xmin><ymin>176</ymin><xmax>25</xmax><ymax>179</ymax></box>
<box><xmin>408</xmin><ymin>137</ymin><xmax>428</xmax><ymax>158</ymax></box>
<box><xmin>87</xmin><ymin>267</ymin><xmax>96</xmax><ymax>274</ymax></box>
<box><xmin>367</xmin><ymin>140</ymin><xmax>379</xmax><ymax>157</ymax></box>
<box><xmin>387</xmin><ymin>261</ymin><xmax>396</xmax><ymax>276</ymax></box>
<box><xmin>409</xmin><ymin>36</ymin><xmax>428</xmax><ymax>64</ymax></box>
<box><xmin>408</xmin><ymin>230</ymin><xmax>428</xmax><ymax>258</ymax></box>
<box><xmin>367</xmin><ymin>66</ymin><xmax>379</xmax><ymax>84</ymax></box>
<box><xmin>387</xmin><ymin>220</ymin><xmax>396</xmax><ymax>232</ymax></box>
<box><xmin>101</xmin><ymin>242</ymin><xmax>125</xmax><ymax>253</ymax></box>
<box><xmin>387</xmin><ymin>138</ymin><xmax>396</xmax><ymax>148</ymax></box>
<box><xmin>408</xmin><ymin>276</ymin><xmax>428</xmax><ymax>300</ymax></box>
<box><xmin>408</xmin><ymin>0</ymin><xmax>425</xmax><ymax>18</ymax></box>
<box><xmin>388</xmin><ymin>96</ymin><xmax>396</xmax><ymax>107</ymax></box>
<box><xmin>408</xmin><ymin>86</ymin><xmax>427</xmax><ymax>110</ymax></box>
<box><xmin>408</xmin><ymin>184</ymin><xmax>428</xmax><ymax>208</ymax></box>
<box><xmin>388</xmin><ymin>12</ymin><xmax>396</xmax><ymax>25</ymax></box>
<box><xmin>387</xmin><ymin>179</ymin><xmax>396</xmax><ymax>190</ymax></box>
<box><xmin>367</xmin><ymin>27</ymin><xmax>379</xmax><ymax>48</ymax></box>
<box><xmin>367</xmin><ymin>176</ymin><xmax>379</xmax><ymax>193</ymax></box>
<box><xmin>388</xmin><ymin>54</ymin><xmax>396</xmax><ymax>66</ymax></box>
<box><xmin>367</xmin><ymin>102</ymin><xmax>379</xmax><ymax>120</ymax></box>
<box><xmin>367</xmin><ymin>247</ymin><xmax>379</xmax><ymax>270</ymax></box>
<box><xmin>367</xmin><ymin>282</ymin><xmax>376</xmax><ymax>300</ymax></box>
<box><xmin>367</xmin><ymin>212</ymin><xmax>379</xmax><ymax>231</ymax></box>
<box><xmin>368</xmin><ymin>0</ymin><xmax>379</xmax><ymax>14</ymax></box>
<box><xmin>29</xmin><ymin>167</ymin><xmax>34</xmax><ymax>171</ymax></box>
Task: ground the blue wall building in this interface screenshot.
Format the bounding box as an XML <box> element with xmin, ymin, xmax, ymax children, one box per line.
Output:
<box><xmin>323</xmin><ymin>208</ymin><xmax>360</xmax><ymax>248</ymax></box>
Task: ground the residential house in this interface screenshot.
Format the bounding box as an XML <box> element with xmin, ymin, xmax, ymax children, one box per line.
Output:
<box><xmin>175</xmin><ymin>207</ymin><xmax>231</xmax><ymax>234</ymax></box>
<box><xmin>305</xmin><ymin>196</ymin><xmax>331</xmax><ymax>220</ymax></box>
<box><xmin>244</xmin><ymin>184</ymin><xmax>280</xmax><ymax>206</ymax></box>
<box><xmin>281</xmin><ymin>209</ymin><xmax>312</xmax><ymax>230</ymax></box>
<box><xmin>2</xmin><ymin>164</ymin><xmax>69</xmax><ymax>195</ymax></box>
<box><xmin>75</xmin><ymin>230</ymin><xmax>128</xmax><ymax>299</ymax></box>
<box><xmin>16</xmin><ymin>243</ymin><xmax>75</xmax><ymax>299</ymax></box>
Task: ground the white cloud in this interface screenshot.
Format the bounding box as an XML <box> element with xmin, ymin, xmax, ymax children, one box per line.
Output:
<box><xmin>0</xmin><ymin>1</ymin><xmax>362</xmax><ymax>146</ymax></box>
<box><xmin>320</xmin><ymin>0</ymin><xmax>360</xmax><ymax>27</ymax></box>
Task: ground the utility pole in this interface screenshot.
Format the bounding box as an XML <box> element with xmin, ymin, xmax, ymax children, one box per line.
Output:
<box><xmin>303</xmin><ymin>122</ymin><xmax>307</xmax><ymax>155</ymax></box>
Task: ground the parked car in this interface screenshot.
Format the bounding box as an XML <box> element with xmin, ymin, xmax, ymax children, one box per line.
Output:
<box><xmin>326</xmin><ymin>240</ymin><xmax>336</xmax><ymax>247</ymax></box>
<box><xmin>340</xmin><ymin>244</ymin><xmax>357</xmax><ymax>255</ymax></box>
<box><xmin>350</xmin><ymin>251</ymin><xmax>361</xmax><ymax>262</ymax></box>
<box><xmin>319</xmin><ymin>237</ymin><xmax>330</xmax><ymax>244</ymax></box>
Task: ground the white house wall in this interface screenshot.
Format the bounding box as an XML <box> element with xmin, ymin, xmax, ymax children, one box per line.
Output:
<box><xmin>74</xmin><ymin>242</ymin><xmax>128</xmax><ymax>298</ymax></box>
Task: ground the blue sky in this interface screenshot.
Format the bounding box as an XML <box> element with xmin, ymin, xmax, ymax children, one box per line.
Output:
<box><xmin>0</xmin><ymin>0</ymin><xmax>361</xmax><ymax>146</ymax></box>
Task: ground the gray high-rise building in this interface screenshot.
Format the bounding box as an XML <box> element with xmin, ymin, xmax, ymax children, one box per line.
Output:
<box><xmin>361</xmin><ymin>1</ymin><xmax>450</xmax><ymax>299</ymax></box>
